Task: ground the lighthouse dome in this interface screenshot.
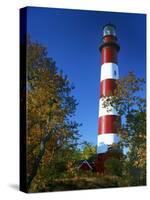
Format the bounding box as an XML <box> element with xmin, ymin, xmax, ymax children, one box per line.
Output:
<box><xmin>103</xmin><ymin>24</ymin><xmax>116</xmax><ymax>37</ymax></box>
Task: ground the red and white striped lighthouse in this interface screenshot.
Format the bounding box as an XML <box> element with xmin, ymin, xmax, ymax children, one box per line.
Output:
<box><xmin>97</xmin><ymin>24</ymin><xmax>120</xmax><ymax>154</ymax></box>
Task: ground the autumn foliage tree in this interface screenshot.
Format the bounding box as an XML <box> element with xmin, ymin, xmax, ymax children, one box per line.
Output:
<box><xmin>103</xmin><ymin>71</ymin><xmax>146</xmax><ymax>185</ymax></box>
<box><xmin>26</xmin><ymin>37</ymin><xmax>81</xmax><ymax>191</ymax></box>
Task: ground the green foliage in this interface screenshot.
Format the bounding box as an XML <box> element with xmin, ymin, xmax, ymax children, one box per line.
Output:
<box><xmin>80</xmin><ymin>142</ymin><xmax>96</xmax><ymax>160</ymax></box>
<box><xmin>104</xmin><ymin>158</ymin><xmax>122</xmax><ymax>177</ymax></box>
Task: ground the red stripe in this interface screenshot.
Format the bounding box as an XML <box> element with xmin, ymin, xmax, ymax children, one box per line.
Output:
<box><xmin>101</xmin><ymin>47</ymin><xmax>117</xmax><ymax>64</ymax></box>
<box><xmin>103</xmin><ymin>35</ymin><xmax>116</xmax><ymax>43</ymax></box>
<box><xmin>98</xmin><ymin>115</ymin><xmax>120</xmax><ymax>134</ymax></box>
<box><xmin>100</xmin><ymin>79</ymin><xmax>117</xmax><ymax>97</ymax></box>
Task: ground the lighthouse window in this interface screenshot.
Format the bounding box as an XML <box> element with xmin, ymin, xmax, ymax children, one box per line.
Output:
<box><xmin>103</xmin><ymin>25</ymin><xmax>116</xmax><ymax>36</ymax></box>
<box><xmin>114</xmin><ymin>70</ymin><xmax>117</xmax><ymax>77</ymax></box>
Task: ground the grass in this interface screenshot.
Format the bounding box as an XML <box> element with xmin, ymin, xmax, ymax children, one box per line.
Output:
<box><xmin>43</xmin><ymin>175</ymin><xmax>128</xmax><ymax>192</ymax></box>
<box><xmin>29</xmin><ymin>172</ymin><xmax>146</xmax><ymax>192</ymax></box>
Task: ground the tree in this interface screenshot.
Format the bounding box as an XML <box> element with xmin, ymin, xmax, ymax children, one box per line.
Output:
<box><xmin>80</xmin><ymin>142</ymin><xmax>96</xmax><ymax>160</ymax></box>
<box><xmin>104</xmin><ymin>157</ymin><xmax>122</xmax><ymax>176</ymax></box>
<box><xmin>26</xmin><ymin>37</ymin><xmax>81</xmax><ymax>191</ymax></box>
<box><xmin>103</xmin><ymin>71</ymin><xmax>146</xmax><ymax>184</ymax></box>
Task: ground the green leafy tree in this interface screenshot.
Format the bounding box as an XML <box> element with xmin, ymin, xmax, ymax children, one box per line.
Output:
<box><xmin>104</xmin><ymin>157</ymin><xmax>122</xmax><ymax>176</ymax></box>
<box><xmin>80</xmin><ymin>142</ymin><xmax>96</xmax><ymax>160</ymax></box>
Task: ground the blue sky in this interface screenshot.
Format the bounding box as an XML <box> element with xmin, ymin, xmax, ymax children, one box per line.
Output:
<box><xmin>27</xmin><ymin>7</ymin><xmax>146</xmax><ymax>145</ymax></box>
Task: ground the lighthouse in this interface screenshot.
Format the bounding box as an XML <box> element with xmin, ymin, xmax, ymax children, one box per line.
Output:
<box><xmin>97</xmin><ymin>24</ymin><xmax>120</xmax><ymax>155</ymax></box>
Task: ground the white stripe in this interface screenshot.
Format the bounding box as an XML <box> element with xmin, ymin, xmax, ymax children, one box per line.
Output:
<box><xmin>97</xmin><ymin>133</ymin><xmax>119</xmax><ymax>147</ymax></box>
<box><xmin>99</xmin><ymin>97</ymin><xmax>118</xmax><ymax>117</ymax></box>
<box><xmin>97</xmin><ymin>134</ymin><xmax>119</xmax><ymax>153</ymax></box>
<box><xmin>101</xmin><ymin>62</ymin><xmax>119</xmax><ymax>81</ymax></box>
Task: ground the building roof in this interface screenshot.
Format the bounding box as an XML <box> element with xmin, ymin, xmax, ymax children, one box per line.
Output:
<box><xmin>78</xmin><ymin>160</ymin><xmax>93</xmax><ymax>170</ymax></box>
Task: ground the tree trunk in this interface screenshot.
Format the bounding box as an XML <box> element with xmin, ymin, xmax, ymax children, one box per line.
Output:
<box><xmin>27</xmin><ymin>132</ymin><xmax>51</xmax><ymax>191</ymax></box>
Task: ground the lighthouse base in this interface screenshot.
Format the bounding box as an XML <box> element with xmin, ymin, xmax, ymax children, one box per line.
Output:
<box><xmin>95</xmin><ymin>152</ymin><xmax>110</xmax><ymax>173</ymax></box>
<box><xmin>95</xmin><ymin>146</ymin><xmax>122</xmax><ymax>173</ymax></box>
